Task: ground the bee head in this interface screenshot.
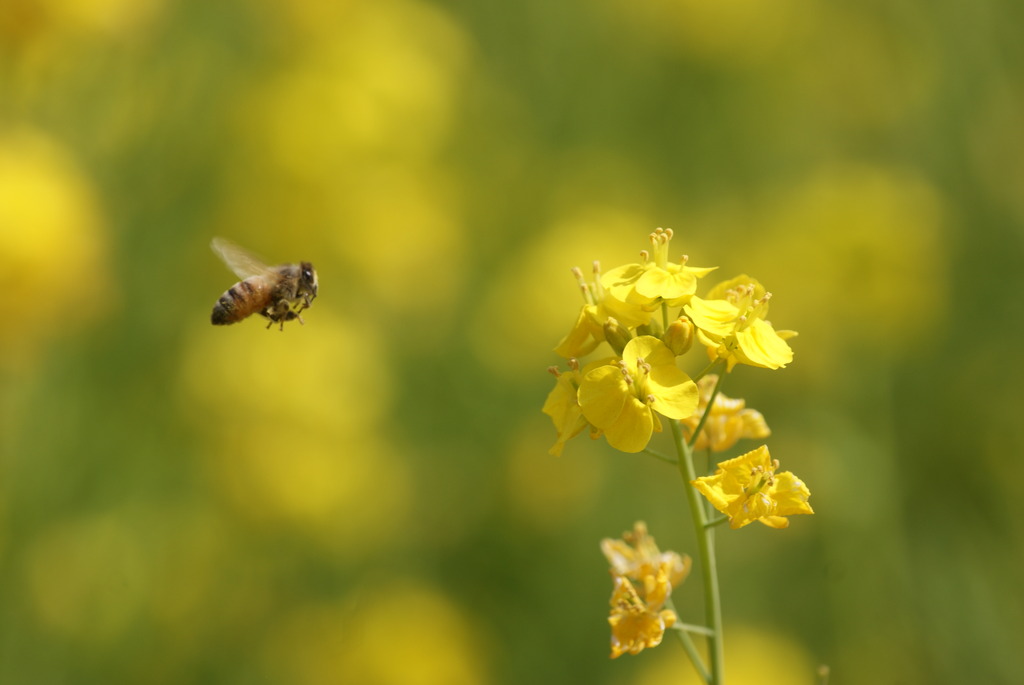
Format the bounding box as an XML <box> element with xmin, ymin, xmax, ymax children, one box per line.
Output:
<box><xmin>299</xmin><ymin>262</ymin><xmax>318</xmax><ymax>300</ymax></box>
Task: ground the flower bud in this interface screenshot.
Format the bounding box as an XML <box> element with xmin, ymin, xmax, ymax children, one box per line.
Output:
<box><xmin>662</xmin><ymin>317</ymin><xmax>694</xmax><ymax>356</ymax></box>
<box><xmin>636</xmin><ymin>318</ymin><xmax>663</xmax><ymax>338</ymax></box>
<box><xmin>603</xmin><ymin>317</ymin><xmax>632</xmax><ymax>356</ymax></box>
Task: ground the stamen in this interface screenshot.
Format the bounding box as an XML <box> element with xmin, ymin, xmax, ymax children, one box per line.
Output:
<box><xmin>592</xmin><ymin>261</ymin><xmax>606</xmax><ymax>299</ymax></box>
<box><xmin>568</xmin><ymin>358</ymin><xmax>580</xmax><ymax>372</ymax></box>
<box><xmin>547</xmin><ymin>366</ymin><xmax>561</xmax><ymax>377</ymax></box>
<box><xmin>571</xmin><ymin>266</ymin><xmax>595</xmax><ymax>305</ymax></box>
<box><xmin>616</xmin><ymin>360</ymin><xmax>634</xmax><ymax>385</ymax></box>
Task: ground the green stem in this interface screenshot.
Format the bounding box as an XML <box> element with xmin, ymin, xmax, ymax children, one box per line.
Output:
<box><xmin>671</xmin><ymin>418</ymin><xmax>725</xmax><ymax>685</ymax></box>
<box><xmin>691</xmin><ymin>359</ymin><xmax>719</xmax><ymax>383</ymax></box>
<box><xmin>672</xmin><ymin>625</ymin><xmax>711</xmax><ymax>684</ymax></box>
<box><xmin>673</xmin><ymin>622</ymin><xmax>716</xmax><ymax>637</ymax></box>
<box><xmin>642</xmin><ymin>448</ymin><xmax>678</xmax><ymax>465</ymax></box>
<box><xmin>704</xmin><ymin>515</ymin><xmax>729</xmax><ymax>529</ymax></box>
<box><xmin>687</xmin><ymin>366</ymin><xmax>727</xmax><ymax>451</ymax></box>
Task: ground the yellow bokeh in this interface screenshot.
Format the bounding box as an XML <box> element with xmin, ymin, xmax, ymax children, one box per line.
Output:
<box><xmin>470</xmin><ymin>206</ymin><xmax>665</xmax><ymax>380</ymax></box>
<box><xmin>243</xmin><ymin>0</ymin><xmax>467</xmax><ymax>175</ymax></box>
<box><xmin>266</xmin><ymin>581</ymin><xmax>491</xmax><ymax>685</ymax></box>
<box><xmin>204</xmin><ymin>430</ymin><xmax>412</xmax><ymax>551</ymax></box>
<box><xmin>0</xmin><ymin>128</ymin><xmax>111</xmax><ymax>363</ymax></box>
<box><xmin>0</xmin><ymin>0</ymin><xmax>161</xmax><ymax>44</ymax></box>
<box><xmin>745</xmin><ymin>163</ymin><xmax>948</xmax><ymax>374</ymax></box>
<box><xmin>631</xmin><ymin>624</ymin><xmax>819</xmax><ymax>685</ymax></box>
<box><xmin>180</xmin><ymin>311</ymin><xmax>392</xmax><ymax>434</ymax></box>
<box><xmin>221</xmin><ymin>0</ymin><xmax>470</xmax><ymax>320</ymax></box>
<box><xmin>323</xmin><ymin>165</ymin><xmax>465</xmax><ymax>321</ymax></box>
<box><xmin>179</xmin><ymin>311</ymin><xmax>410</xmax><ymax>550</ymax></box>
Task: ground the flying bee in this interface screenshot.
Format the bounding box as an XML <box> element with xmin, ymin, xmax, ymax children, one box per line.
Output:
<box><xmin>210</xmin><ymin>237</ymin><xmax>318</xmax><ymax>330</ymax></box>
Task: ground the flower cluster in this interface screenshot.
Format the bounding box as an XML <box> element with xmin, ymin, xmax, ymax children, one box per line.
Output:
<box><xmin>545</xmin><ymin>229</ymin><xmax>815</xmax><ymax>670</ymax></box>
<box><xmin>601</xmin><ymin>522</ymin><xmax>691</xmax><ymax>658</ymax></box>
<box><xmin>544</xmin><ymin>228</ymin><xmax>795</xmax><ymax>456</ymax></box>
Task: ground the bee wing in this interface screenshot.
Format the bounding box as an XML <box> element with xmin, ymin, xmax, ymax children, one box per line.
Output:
<box><xmin>211</xmin><ymin>237</ymin><xmax>274</xmax><ymax>280</ymax></box>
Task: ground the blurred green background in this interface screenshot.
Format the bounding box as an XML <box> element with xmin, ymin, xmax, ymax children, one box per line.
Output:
<box><xmin>2</xmin><ymin>0</ymin><xmax>1023</xmax><ymax>683</ymax></box>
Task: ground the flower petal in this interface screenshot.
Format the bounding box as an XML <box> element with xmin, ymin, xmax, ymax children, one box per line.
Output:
<box><xmin>578</xmin><ymin>366</ymin><xmax>628</xmax><ymax>428</ymax></box>
<box><xmin>685</xmin><ymin>296</ymin><xmax>739</xmax><ymax>339</ymax></box>
<box><xmin>770</xmin><ymin>471</ymin><xmax>814</xmax><ymax>517</ymax></box>
<box><xmin>649</xmin><ymin>376</ymin><xmax>698</xmax><ymax>420</ymax></box>
<box><xmin>735</xmin><ymin>318</ymin><xmax>794</xmax><ymax>369</ymax></box>
<box><xmin>601</xmin><ymin>398</ymin><xmax>654</xmax><ymax>453</ymax></box>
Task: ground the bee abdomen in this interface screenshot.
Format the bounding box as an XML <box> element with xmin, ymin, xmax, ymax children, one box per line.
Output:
<box><xmin>211</xmin><ymin>279</ymin><xmax>258</xmax><ymax>325</ymax></box>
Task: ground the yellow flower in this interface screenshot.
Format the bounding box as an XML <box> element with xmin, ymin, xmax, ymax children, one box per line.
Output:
<box><xmin>601</xmin><ymin>228</ymin><xmax>716</xmax><ymax>309</ymax></box>
<box><xmin>578</xmin><ymin>337</ymin><xmax>699</xmax><ymax>453</ymax></box>
<box><xmin>607</xmin><ymin>569</ymin><xmax>678</xmax><ymax>658</ymax></box>
<box><xmin>541</xmin><ymin>358</ymin><xmax>610</xmax><ymax>456</ymax></box>
<box><xmin>691</xmin><ymin>445</ymin><xmax>813</xmax><ymax>529</ymax></box>
<box><xmin>680</xmin><ymin>375</ymin><xmax>771</xmax><ymax>452</ymax></box>
<box><xmin>555</xmin><ymin>262</ymin><xmax>651</xmax><ymax>359</ymax></box>
<box><xmin>602</xmin><ymin>522</ymin><xmax>691</xmax><ymax>659</ymax></box>
<box><xmin>600</xmin><ymin>521</ymin><xmax>692</xmax><ymax>587</ymax></box>
<box><xmin>684</xmin><ymin>274</ymin><xmax>796</xmax><ymax>371</ymax></box>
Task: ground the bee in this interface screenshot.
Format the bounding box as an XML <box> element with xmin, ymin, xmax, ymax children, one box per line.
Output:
<box><xmin>210</xmin><ymin>237</ymin><xmax>318</xmax><ymax>330</ymax></box>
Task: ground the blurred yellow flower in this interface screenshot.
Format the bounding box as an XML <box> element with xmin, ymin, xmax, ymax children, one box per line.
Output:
<box><xmin>579</xmin><ymin>337</ymin><xmax>699</xmax><ymax>453</ymax></box>
<box><xmin>602</xmin><ymin>522</ymin><xmax>691</xmax><ymax>659</ymax></box>
<box><xmin>629</xmin><ymin>622</ymin><xmax>819</xmax><ymax>685</ymax></box>
<box><xmin>680</xmin><ymin>375</ymin><xmax>771</xmax><ymax>452</ymax></box>
<box><xmin>602</xmin><ymin>228</ymin><xmax>716</xmax><ymax>308</ymax></box>
<box><xmin>179</xmin><ymin>313</ymin><xmax>410</xmax><ymax>552</ymax></box>
<box><xmin>0</xmin><ymin>129</ymin><xmax>110</xmax><ymax>361</ymax></box>
<box><xmin>692</xmin><ymin>445</ymin><xmax>813</xmax><ymax>529</ymax></box>
<box><xmin>608</xmin><ymin>571</ymin><xmax>679</xmax><ymax>659</ymax></box>
<box><xmin>601</xmin><ymin>521</ymin><xmax>691</xmax><ymax>587</ymax></box>
<box><xmin>685</xmin><ymin>275</ymin><xmax>795</xmax><ymax>371</ymax></box>
<box><xmin>222</xmin><ymin>0</ymin><xmax>470</xmax><ymax>325</ymax></box>
<box><xmin>747</xmin><ymin>164</ymin><xmax>947</xmax><ymax>369</ymax></box>
<box><xmin>554</xmin><ymin>261</ymin><xmax>651</xmax><ymax>359</ymax></box>
<box><xmin>267</xmin><ymin>581</ymin><xmax>490</xmax><ymax>685</ymax></box>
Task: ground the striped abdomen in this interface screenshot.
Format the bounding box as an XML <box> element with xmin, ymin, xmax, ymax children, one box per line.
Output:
<box><xmin>210</xmin><ymin>276</ymin><xmax>272</xmax><ymax>325</ymax></box>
